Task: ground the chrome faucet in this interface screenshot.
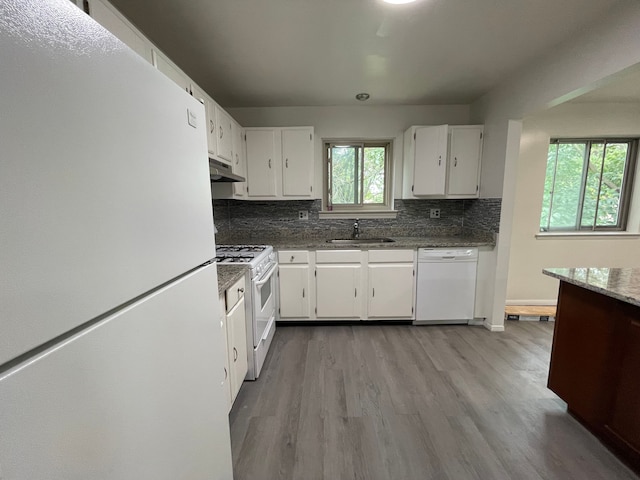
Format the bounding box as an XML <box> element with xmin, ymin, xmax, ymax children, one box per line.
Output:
<box><xmin>352</xmin><ymin>218</ymin><xmax>360</xmax><ymax>239</ymax></box>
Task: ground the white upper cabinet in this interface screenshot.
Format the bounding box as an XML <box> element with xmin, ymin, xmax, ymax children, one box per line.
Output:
<box><xmin>245</xmin><ymin>129</ymin><xmax>278</xmax><ymax>197</ymax></box>
<box><xmin>403</xmin><ymin>125</ymin><xmax>483</xmax><ymax>199</ymax></box>
<box><xmin>231</xmin><ymin>120</ymin><xmax>246</xmax><ymax>198</ymax></box>
<box><xmin>83</xmin><ymin>0</ymin><xmax>153</xmax><ymax>63</ymax></box>
<box><xmin>190</xmin><ymin>83</ymin><xmax>217</xmax><ymax>157</ymax></box>
<box><xmin>152</xmin><ymin>49</ymin><xmax>191</xmax><ymax>93</ymax></box>
<box><xmin>282</xmin><ymin>128</ymin><xmax>314</xmax><ymax>197</ymax></box>
<box><xmin>215</xmin><ymin>105</ymin><xmax>234</xmax><ymax>164</ymax></box>
<box><xmin>245</xmin><ymin>127</ymin><xmax>315</xmax><ymax>200</ymax></box>
<box><xmin>413</xmin><ymin>125</ymin><xmax>448</xmax><ymax>196</ymax></box>
<box><xmin>448</xmin><ymin>126</ymin><xmax>483</xmax><ymax>196</ymax></box>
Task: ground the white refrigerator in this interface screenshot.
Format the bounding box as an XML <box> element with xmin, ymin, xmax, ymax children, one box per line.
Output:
<box><xmin>0</xmin><ymin>1</ymin><xmax>233</xmax><ymax>478</ymax></box>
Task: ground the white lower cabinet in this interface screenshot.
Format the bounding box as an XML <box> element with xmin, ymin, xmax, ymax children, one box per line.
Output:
<box><xmin>220</xmin><ymin>275</ymin><xmax>248</xmax><ymax>412</ymax></box>
<box><xmin>278</xmin><ymin>251</ymin><xmax>311</xmax><ymax>319</ymax></box>
<box><xmin>316</xmin><ymin>264</ymin><xmax>362</xmax><ymax>318</ymax></box>
<box><xmin>277</xmin><ymin>249</ymin><xmax>415</xmax><ymax>321</ymax></box>
<box><xmin>227</xmin><ymin>296</ymin><xmax>247</xmax><ymax>405</ymax></box>
<box><xmin>367</xmin><ymin>250</ymin><xmax>415</xmax><ymax>319</ymax></box>
<box><xmin>218</xmin><ymin>293</ymin><xmax>231</xmax><ymax>412</ymax></box>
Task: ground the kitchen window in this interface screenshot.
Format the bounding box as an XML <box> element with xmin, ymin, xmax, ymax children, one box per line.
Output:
<box><xmin>540</xmin><ymin>138</ymin><xmax>637</xmax><ymax>232</ymax></box>
<box><xmin>323</xmin><ymin>140</ymin><xmax>393</xmax><ymax>215</ymax></box>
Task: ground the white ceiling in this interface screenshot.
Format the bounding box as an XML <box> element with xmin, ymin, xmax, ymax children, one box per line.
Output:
<box><xmin>570</xmin><ymin>69</ymin><xmax>640</xmax><ymax>103</ymax></box>
<box><xmin>109</xmin><ymin>0</ymin><xmax>622</xmax><ymax>108</ymax></box>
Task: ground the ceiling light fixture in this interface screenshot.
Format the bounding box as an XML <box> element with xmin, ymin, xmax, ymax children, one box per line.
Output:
<box><xmin>355</xmin><ymin>93</ymin><xmax>370</xmax><ymax>101</ymax></box>
<box><xmin>383</xmin><ymin>0</ymin><xmax>417</xmax><ymax>4</ymax></box>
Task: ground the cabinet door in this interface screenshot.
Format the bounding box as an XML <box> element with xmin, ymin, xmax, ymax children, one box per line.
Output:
<box><xmin>316</xmin><ymin>265</ymin><xmax>361</xmax><ymax>318</ymax></box>
<box><xmin>279</xmin><ymin>265</ymin><xmax>311</xmax><ymax>318</ymax></box>
<box><xmin>368</xmin><ymin>264</ymin><xmax>414</xmax><ymax>318</ymax></box>
<box><xmin>245</xmin><ymin>129</ymin><xmax>277</xmax><ymax>197</ymax></box>
<box><xmin>282</xmin><ymin>128</ymin><xmax>314</xmax><ymax>197</ymax></box>
<box><xmin>232</xmin><ymin>122</ymin><xmax>246</xmax><ymax>198</ymax></box>
<box><xmin>413</xmin><ymin>125</ymin><xmax>447</xmax><ymax>195</ymax></box>
<box><xmin>215</xmin><ymin>106</ymin><xmax>234</xmax><ymax>164</ymax></box>
<box><xmin>227</xmin><ymin>296</ymin><xmax>248</xmax><ymax>404</ymax></box>
<box><xmin>219</xmin><ymin>294</ymin><xmax>232</xmax><ymax>412</ymax></box>
<box><xmin>86</xmin><ymin>0</ymin><xmax>153</xmax><ymax>63</ymax></box>
<box><xmin>152</xmin><ymin>50</ymin><xmax>191</xmax><ymax>93</ymax></box>
<box><xmin>607</xmin><ymin>318</ymin><xmax>640</xmax><ymax>454</ymax></box>
<box><xmin>448</xmin><ymin>127</ymin><xmax>482</xmax><ymax>196</ymax></box>
<box><xmin>190</xmin><ymin>84</ymin><xmax>216</xmax><ymax>157</ymax></box>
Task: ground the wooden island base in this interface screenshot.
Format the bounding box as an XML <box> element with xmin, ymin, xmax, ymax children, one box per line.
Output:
<box><xmin>548</xmin><ymin>280</ymin><xmax>640</xmax><ymax>474</ymax></box>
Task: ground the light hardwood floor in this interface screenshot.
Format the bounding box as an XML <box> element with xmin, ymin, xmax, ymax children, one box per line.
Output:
<box><xmin>229</xmin><ymin>322</ymin><xmax>637</xmax><ymax>480</ymax></box>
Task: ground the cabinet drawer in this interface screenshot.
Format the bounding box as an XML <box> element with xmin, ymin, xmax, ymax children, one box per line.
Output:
<box><xmin>316</xmin><ymin>250</ymin><xmax>362</xmax><ymax>263</ymax></box>
<box><xmin>225</xmin><ymin>276</ymin><xmax>246</xmax><ymax>313</ymax></box>
<box><xmin>368</xmin><ymin>249</ymin><xmax>414</xmax><ymax>263</ymax></box>
<box><xmin>278</xmin><ymin>250</ymin><xmax>310</xmax><ymax>264</ymax></box>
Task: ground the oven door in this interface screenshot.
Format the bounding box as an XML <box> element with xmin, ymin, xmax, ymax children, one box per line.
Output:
<box><xmin>252</xmin><ymin>261</ymin><xmax>277</xmax><ymax>347</ymax></box>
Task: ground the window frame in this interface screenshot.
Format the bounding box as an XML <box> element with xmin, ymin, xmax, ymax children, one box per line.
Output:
<box><xmin>540</xmin><ymin>137</ymin><xmax>638</xmax><ymax>233</ymax></box>
<box><xmin>323</xmin><ymin>139</ymin><xmax>393</xmax><ymax>214</ymax></box>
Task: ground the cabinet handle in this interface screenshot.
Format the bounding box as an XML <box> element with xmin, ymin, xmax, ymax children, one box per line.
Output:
<box><xmin>235</xmin><ymin>153</ymin><xmax>239</xmax><ymax>165</ymax></box>
<box><xmin>238</xmin><ymin>287</ymin><xmax>244</xmax><ymax>294</ymax></box>
<box><xmin>290</xmin><ymin>255</ymin><xmax>295</xmax><ymax>262</ymax></box>
<box><xmin>438</xmin><ymin>155</ymin><xmax>441</xmax><ymax>166</ymax></box>
<box><xmin>454</xmin><ymin>157</ymin><xmax>458</xmax><ymax>167</ymax></box>
<box><xmin>286</xmin><ymin>158</ymin><xmax>289</xmax><ymax>168</ymax></box>
<box><xmin>210</xmin><ymin>119</ymin><xmax>214</xmax><ymax>134</ymax></box>
<box><xmin>268</xmin><ymin>158</ymin><xmax>272</xmax><ymax>168</ymax></box>
<box><xmin>355</xmin><ymin>288</ymin><xmax>357</xmax><ymax>297</ymax></box>
<box><xmin>233</xmin><ymin>347</ymin><xmax>238</xmax><ymax>362</ymax></box>
<box><xmin>302</xmin><ymin>288</ymin><xmax>305</xmax><ymax>298</ymax></box>
<box><xmin>219</xmin><ymin>125</ymin><xmax>223</xmax><ymax>139</ymax></box>
<box><xmin>372</xmin><ymin>287</ymin><xmax>375</xmax><ymax>297</ymax></box>
<box><xmin>224</xmin><ymin>367</ymin><xmax>228</xmax><ymax>380</ymax></box>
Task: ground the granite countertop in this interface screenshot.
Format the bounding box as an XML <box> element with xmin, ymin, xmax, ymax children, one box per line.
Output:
<box><xmin>543</xmin><ymin>267</ymin><xmax>640</xmax><ymax>308</ymax></box>
<box><xmin>216</xmin><ymin>264</ymin><xmax>248</xmax><ymax>296</ymax></box>
<box><xmin>218</xmin><ymin>234</ymin><xmax>495</xmax><ymax>250</ymax></box>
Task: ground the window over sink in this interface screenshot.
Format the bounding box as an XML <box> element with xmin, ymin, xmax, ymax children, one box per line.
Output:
<box><xmin>323</xmin><ymin>140</ymin><xmax>394</xmax><ymax>216</ymax></box>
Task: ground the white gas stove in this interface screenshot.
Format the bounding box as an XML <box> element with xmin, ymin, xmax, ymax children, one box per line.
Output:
<box><xmin>215</xmin><ymin>244</ymin><xmax>277</xmax><ymax>380</ymax></box>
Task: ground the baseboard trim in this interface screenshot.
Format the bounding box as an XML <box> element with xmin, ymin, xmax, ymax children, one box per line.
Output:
<box><xmin>506</xmin><ymin>299</ymin><xmax>557</xmax><ymax>306</ymax></box>
<box><xmin>483</xmin><ymin>321</ymin><xmax>505</xmax><ymax>332</ymax></box>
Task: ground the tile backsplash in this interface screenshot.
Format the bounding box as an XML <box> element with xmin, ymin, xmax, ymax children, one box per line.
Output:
<box><xmin>214</xmin><ymin>198</ymin><xmax>501</xmax><ymax>242</ymax></box>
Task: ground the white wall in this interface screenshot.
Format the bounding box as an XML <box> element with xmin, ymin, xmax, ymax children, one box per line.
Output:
<box><xmin>468</xmin><ymin>0</ymin><xmax>640</xmax><ymax>329</ymax></box>
<box><xmin>227</xmin><ymin>105</ymin><xmax>470</xmax><ymax>200</ymax></box>
<box><xmin>507</xmin><ymin>102</ymin><xmax>640</xmax><ymax>304</ymax></box>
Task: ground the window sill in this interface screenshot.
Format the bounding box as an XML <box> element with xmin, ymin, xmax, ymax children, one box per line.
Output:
<box><xmin>536</xmin><ymin>231</ymin><xmax>640</xmax><ymax>240</ymax></box>
<box><xmin>319</xmin><ymin>210</ymin><xmax>399</xmax><ymax>220</ymax></box>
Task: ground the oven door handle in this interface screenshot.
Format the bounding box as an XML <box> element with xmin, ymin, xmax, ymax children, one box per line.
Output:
<box><xmin>261</xmin><ymin>314</ymin><xmax>276</xmax><ymax>342</ymax></box>
<box><xmin>255</xmin><ymin>262</ymin><xmax>278</xmax><ymax>288</ymax></box>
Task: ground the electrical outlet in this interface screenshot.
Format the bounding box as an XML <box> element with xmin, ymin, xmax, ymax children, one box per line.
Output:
<box><xmin>430</xmin><ymin>208</ymin><xmax>441</xmax><ymax>219</ymax></box>
<box><xmin>298</xmin><ymin>210</ymin><xmax>309</xmax><ymax>220</ymax></box>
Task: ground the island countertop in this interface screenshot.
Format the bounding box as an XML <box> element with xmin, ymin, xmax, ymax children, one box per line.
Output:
<box><xmin>543</xmin><ymin>267</ymin><xmax>640</xmax><ymax>308</ymax></box>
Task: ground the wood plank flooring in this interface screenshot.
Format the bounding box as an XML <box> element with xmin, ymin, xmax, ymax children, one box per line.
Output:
<box><xmin>229</xmin><ymin>322</ymin><xmax>637</xmax><ymax>480</ymax></box>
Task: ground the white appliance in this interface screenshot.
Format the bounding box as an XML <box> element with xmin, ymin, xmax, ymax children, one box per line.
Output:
<box><xmin>216</xmin><ymin>245</ymin><xmax>278</xmax><ymax>380</ymax></box>
<box><xmin>415</xmin><ymin>248</ymin><xmax>478</xmax><ymax>325</ymax></box>
<box><xmin>0</xmin><ymin>2</ymin><xmax>233</xmax><ymax>479</ymax></box>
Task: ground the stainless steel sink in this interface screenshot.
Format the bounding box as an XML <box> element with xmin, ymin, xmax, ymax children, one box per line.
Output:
<box><xmin>326</xmin><ymin>238</ymin><xmax>395</xmax><ymax>244</ymax></box>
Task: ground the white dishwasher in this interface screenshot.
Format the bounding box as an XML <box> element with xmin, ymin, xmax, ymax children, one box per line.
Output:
<box><xmin>414</xmin><ymin>248</ymin><xmax>478</xmax><ymax>325</ymax></box>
